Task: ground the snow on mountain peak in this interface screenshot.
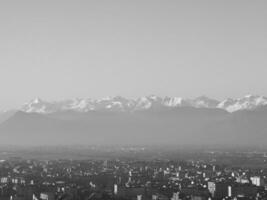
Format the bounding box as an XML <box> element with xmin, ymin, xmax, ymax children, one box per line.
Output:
<box><xmin>21</xmin><ymin>97</ymin><xmax>49</xmax><ymax>113</ymax></box>
<box><xmin>192</xmin><ymin>96</ymin><xmax>220</xmax><ymax>108</ymax></box>
<box><xmin>217</xmin><ymin>95</ymin><xmax>267</xmax><ymax>112</ymax></box>
<box><xmin>135</xmin><ymin>97</ymin><xmax>152</xmax><ymax>110</ymax></box>
<box><xmin>18</xmin><ymin>95</ymin><xmax>267</xmax><ymax>113</ymax></box>
<box><xmin>32</xmin><ymin>97</ymin><xmax>43</xmax><ymax>104</ymax></box>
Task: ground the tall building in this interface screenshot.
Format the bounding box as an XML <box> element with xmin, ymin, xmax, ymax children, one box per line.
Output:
<box><xmin>114</xmin><ymin>184</ymin><xmax>118</xmax><ymax>195</ymax></box>
<box><xmin>250</xmin><ymin>176</ymin><xmax>263</xmax><ymax>186</ymax></box>
<box><xmin>228</xmin><ymin>186</ymin><xmax>232</xmax><ymax>197</ymax></box>
<box><xmin>207</xmin><ymin>182</ymin><xmax>216</xmax><ymax>197</ymax></box>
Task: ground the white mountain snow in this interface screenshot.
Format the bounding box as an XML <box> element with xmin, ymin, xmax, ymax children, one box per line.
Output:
<box><xmin>18</xmin><ymin>95</ymin><xmax>267</xmax><ymax>114</ymax></box>
<box><xmin>217</xmin><ymin>95</ymin><xmax>267</xmax><ymax>112</ymax></box>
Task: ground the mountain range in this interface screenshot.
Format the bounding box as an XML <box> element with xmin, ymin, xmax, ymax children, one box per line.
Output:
<box><xmin>0</xmin><ymin>94</ymin><xmax>267</xmax><ymax>146</ymax></box>
<box><xmin>12</xmin><ymin>94</ymin><xmax>267</xmax><ymax>113</ymax></box>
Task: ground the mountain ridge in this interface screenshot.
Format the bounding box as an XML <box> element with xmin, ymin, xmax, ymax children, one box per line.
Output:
<box><xmin>0</xmin><ymin>105</ymin><xmax>266</xmax><ymax>146</ymax></box>
<box><xmin>10</xmin><ymin>94</ymin><xmax>267</xmax><ymax>114</ymax></box>
<box><xmin>0</xmin><ymin>102</ymin><xmax>267</xmax><ymax>146</ymax></box>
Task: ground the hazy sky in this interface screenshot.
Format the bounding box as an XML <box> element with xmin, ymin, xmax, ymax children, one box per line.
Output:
<box><xmin>0</xmin><ymin>0</ymin><xmax>267</xmax><ymax>109</ymax></box>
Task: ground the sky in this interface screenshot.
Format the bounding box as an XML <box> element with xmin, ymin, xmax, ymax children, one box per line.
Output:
<box><xmin>0</xmin><ymin>0</ymin><xmax>267</xmax><ymax>109</ymax></box>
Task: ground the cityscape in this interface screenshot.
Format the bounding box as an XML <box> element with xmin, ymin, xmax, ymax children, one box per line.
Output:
<box><xmin>1</xmin><ymin>1</ymin><xmax>267</xmax><ymax>200</ymax></box>
<box><xmin>0</xmin><ymin>147</ymin><xmax>267</xmax><ymax>200</ymax></box>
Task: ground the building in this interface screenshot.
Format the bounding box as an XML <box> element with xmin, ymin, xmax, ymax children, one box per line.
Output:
<box><xmin>228</xmin><ymin>186</ymin><xmax>232</xmax><ymax>197</ymax></box>
<box><xmin>207</xmin><ymin>182</ymin><xmax>215</xmax><ymax>197</ymax></box>
<box><xmin>40</xmin><ymin>193</ymin><xmax>55</xmax><ymax>200</ymax></box>
<box><xmin>114</xmin><ymin>184</ymin><xmax>118</xmax><ymax>195</ymax></box>
<box><xmin>250</xmin><ymin>176</ymin><xmax>263</xmax><ymax>186</ymax></box>
<box><xmin>214</xmin><ymin>182</ymin><xmax>228</xmax><ymax>199</ymax></box>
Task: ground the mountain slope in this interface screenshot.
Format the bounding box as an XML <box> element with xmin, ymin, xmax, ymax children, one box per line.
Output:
<box><xmin>0</xmin><ymin>110</ymin><xmax>16</xmax><ymax>123</ymax></box>
<box><xmin>1</xmin><ymin>107</ymin><xmax>267</xmax><ymax>146</ymax></box>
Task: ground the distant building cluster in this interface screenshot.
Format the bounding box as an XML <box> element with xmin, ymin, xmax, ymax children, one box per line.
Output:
<box><xmin>0</xmin><ymin>153</ymin><xmax>267</xmax><ymax>200</ymax></box>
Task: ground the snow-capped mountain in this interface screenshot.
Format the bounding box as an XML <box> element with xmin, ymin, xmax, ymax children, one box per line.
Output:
<box><xmin>134</xmin><ymin>95</ymin><xmax>164</xmax><ymax>110</ymax></box>
<box><xmin>20</xmin><ymin>96</ymin><xmax>136</xmax><ymax>113</ymax></box>
<box><xmin>163</xmin><ymin>97</ymin><xmax>190</xmax><ymax>107</ymax></box>
<box><xmin>21</xmin><ymin>98</ymin><xmax>62</xmax><ymax>113</ymax></box>
<box><xmin>217</xmin><ymin>95</ymin><xmax>267</xmax><ymax>112</ymax></box>
<box><xmin>18</xmin><ymin>95</ymin><xmax>267</xmax><ymax>114</ymax></box>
